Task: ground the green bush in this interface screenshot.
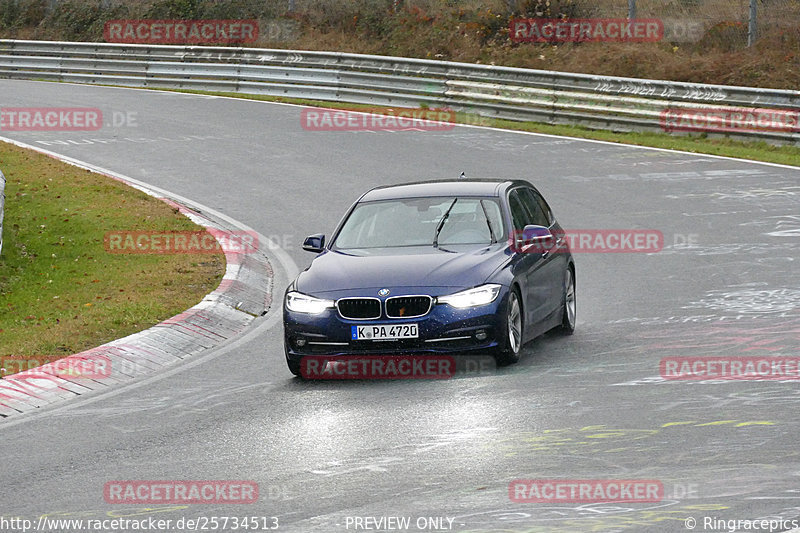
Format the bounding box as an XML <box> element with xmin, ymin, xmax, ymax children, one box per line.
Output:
<box><xmin>0</xmin><ymin>0</ymin><xmax>21</xmax><ymax>29</ymax></box>
<box><xmin>42</xmin><ymin>0</ymin><xmax>127</xmax><ymax>41</ymax></box>
<box><xmin>144</xmin><ymin>0</ymin><xmax>202</xmax><ymax>19</ymax></box>
<box><xmin>197</xmin><ymin>0</ymin><xmax>284</xmax><ymax>19</ymax></box>
<box><xmin>300</xmin><ymin>0</ymin><xmax>395</xmax><ymax>35</ymax></box>
<box><xmin>18</xmin><ymin>0</ymin><xmax>48</xmax><ymax>28</ymax></box>
<box><xmin>517</xmin><ymin>0</ymin><xmax>592</xmax><ymax>18</ymax></box>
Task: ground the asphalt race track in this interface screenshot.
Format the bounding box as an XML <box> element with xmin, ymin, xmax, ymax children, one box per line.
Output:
<box><xmin>1</xmin><ymin>80</ymin><xmax>799</xmax><ymax>533</ymax></box>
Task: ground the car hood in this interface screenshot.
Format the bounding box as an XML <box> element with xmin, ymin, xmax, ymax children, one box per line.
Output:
<box><xmin>296</xmin><ymin>244</ymin><xmax>510</xmax><ymax>297</ymax></box>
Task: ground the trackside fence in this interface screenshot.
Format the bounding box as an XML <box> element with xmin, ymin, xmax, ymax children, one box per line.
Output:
<box><xmin>0</xmin><ymin>39</ymin><xmax>798</xmax><ymax>145</ymax></box>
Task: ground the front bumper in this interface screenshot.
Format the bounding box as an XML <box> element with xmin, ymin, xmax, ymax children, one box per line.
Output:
<box><xmin>283</xmin><ymin>293</ymin><xmax>507</xmax><ymax>360</ymax></box>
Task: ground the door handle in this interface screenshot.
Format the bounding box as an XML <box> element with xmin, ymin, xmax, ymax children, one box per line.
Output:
<box><xmin>543</xmin><ymin>235</ymin><xmax>561</xmax><ymax>258</ymax></box>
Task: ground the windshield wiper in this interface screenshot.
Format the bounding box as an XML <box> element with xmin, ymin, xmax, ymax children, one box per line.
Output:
<box><xmin>480</xmin><ymin>199</ymin><xmax>496</xmax><ymax>243</ymax></box>
<box><xmin>433</xmin><ymin>198</ymin><xmax>458</xmax><ymax>249</ymax></box>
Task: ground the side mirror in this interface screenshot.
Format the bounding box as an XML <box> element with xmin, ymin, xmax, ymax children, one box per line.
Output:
<box><xmin>512</xmin><ymin>225</ymin><xmax>553</xmax><ymax>253</ymax></box>
<box><xmin>302</xmin><ymin>234</ymin><xmax>325</xmax><ymax>253</ymax></box>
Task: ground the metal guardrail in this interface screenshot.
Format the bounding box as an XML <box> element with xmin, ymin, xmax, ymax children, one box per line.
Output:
<box><xmin>0</xmin><ymin>39</ymin><xmax>798</xmax><ymax>144</ymax></box>
<box><xmin>0</xmin><ymin>169</ymin><xmax>5</xmax><ymax>257</ymax></box>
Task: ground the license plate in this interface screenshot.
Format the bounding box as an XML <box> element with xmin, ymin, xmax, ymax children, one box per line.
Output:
<box><xmin>352</xmin><ymin>324</ymin><xmax>418</xmax><ymax>341</ymax></box>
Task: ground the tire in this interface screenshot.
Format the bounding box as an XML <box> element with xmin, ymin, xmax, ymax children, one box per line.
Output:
<box><xmin>560</xmin><ymin>267</ymin><xmax>576</xmax><ymax>335</ymax></box>
<box><xmin>494</xmin><ymin>288</ymin><xmax>523</xmax><ymax>366</ymax></box>
<box><xmin>287</xmin><ymin>359</ymin><xmax>302</xmax><ymax>377</ymax></box>
<box><xmin>285</xmin><ymin>345</ymin><xmax>303</xmax><ymax>377</ymax></box>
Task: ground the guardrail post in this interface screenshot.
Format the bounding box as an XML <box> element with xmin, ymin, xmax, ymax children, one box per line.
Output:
<box><xmin>748</xmin><ymin>0</ymin><xmax>758</xmax><ymax>47</ymax></box>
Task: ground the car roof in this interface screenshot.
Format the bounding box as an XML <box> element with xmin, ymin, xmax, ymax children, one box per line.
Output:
<box><xmin>360</xmin><ymin>178</ymin><xmax>534</xmax><ymax>201</ymax></box>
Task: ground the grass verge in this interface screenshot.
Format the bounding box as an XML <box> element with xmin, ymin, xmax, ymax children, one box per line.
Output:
<box><xmin>157</xmin><ymin>88</ymin><xmax>800</xmax><ymax>168</ymax></box>
<box><xmin>0</xmin><ymin>141</ymin><xmax>225</xmax><ymax>363</ymax></box>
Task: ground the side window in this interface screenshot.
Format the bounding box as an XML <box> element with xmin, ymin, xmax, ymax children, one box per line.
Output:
<box><xmin>529</xmin><ymin>189</ymin><xmax>553</xmax><ymax>226</ymax></box>
<box><xmin>508</xmin><ymin>190</ymin><xmax>531</xmax><ymax>231</ymax></box>
<box><xmin>519</xmin><ymin>188</ymin><xmax>549</xmax><ymax>227</ymax></box>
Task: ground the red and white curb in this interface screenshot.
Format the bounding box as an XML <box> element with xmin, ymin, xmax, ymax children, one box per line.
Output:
<box><xmin>0</xmin><ymin>138</ymin><xmax>274</xmax><ymax>418</ymax></box>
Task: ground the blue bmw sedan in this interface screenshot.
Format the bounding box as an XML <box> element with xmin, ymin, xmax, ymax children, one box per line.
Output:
<box><xmin>283</xmin><ymin>178</ymin><xmax>575</xmax><ymax>376</ymax></box>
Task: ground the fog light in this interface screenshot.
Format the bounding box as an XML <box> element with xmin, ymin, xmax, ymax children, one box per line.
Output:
<box><xmin>475</xmin><ymin>329</ymin><xmax>487</xmax><ymax>341</ymax></box>
<box><xmin>295</xmin><ymin>337</ymin><xmax>307</xmax><ymax>347</ymax></box>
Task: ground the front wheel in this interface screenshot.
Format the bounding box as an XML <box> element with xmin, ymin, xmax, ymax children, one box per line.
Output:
<box><xmin>560</xmin><ymin>267</ymin><xmax>576</xmax><ymax>335</ymax></box>
<box><xmin>285</xmin><ymin>344</ymin><xmax>303</xmax><ymax>377</ymax></box>
<box><xmin>494</xmin><ymin>289</ymin><xmax>523</xmax><ymax>366</ymax></box>
<box><xmin>287</xmin><ymin>358</ymin><xmax>302</xmax><ymax>376</ymax></box>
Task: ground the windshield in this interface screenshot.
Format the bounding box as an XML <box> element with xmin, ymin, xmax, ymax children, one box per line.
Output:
<box><xmin>333</xmin><ymin>196</ymin><xmax>505</xmax><ymax>249</ymax></box>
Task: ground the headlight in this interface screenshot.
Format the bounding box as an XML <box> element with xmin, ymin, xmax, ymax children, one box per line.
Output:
<box><xmin>437</xmin><ymin>284</ymin><xmax>502</xmax><ymax>308</ymax></box>
<box><xmin>285</xmin><ymin>291</ymin><xmax>335</xmax><ymax>314</ymax></box>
